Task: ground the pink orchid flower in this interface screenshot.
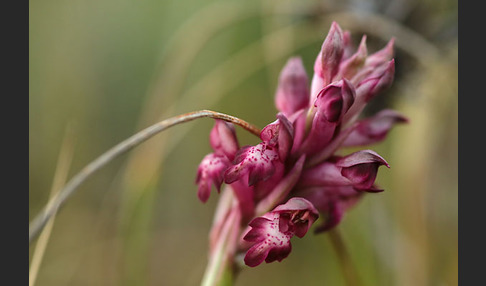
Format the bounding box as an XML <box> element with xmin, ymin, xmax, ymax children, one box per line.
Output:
<box><xmin>195</xmin><ymin>21</ymin><xmax>407</xmax><ymax>270</ymax></box>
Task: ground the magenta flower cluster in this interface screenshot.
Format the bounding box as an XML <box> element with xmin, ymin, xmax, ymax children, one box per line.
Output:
<box><xmin>196</xmin><ymin>22</ymin><xmax>407</xmax><ymax>267</ymax></box>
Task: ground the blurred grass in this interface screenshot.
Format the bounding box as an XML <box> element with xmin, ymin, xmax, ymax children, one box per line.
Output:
<box><xmin>30</xmin><ymin>126</ymin><xmax>76</xmax><ymax>286</ymax></box>
<box><xmin>29</xmin><ymin>0</ymin><xmax>457</xmax><ymax>285</ymax></box>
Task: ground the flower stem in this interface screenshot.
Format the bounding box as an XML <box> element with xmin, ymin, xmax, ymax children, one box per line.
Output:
<box><xmin>29</xmin><ymin>110</ymin><xmax>261</xmax><ymax>243</ymax></box>
<box><xmin>201</xmin><ymin>206</ymin><xmax>240</xmax><ymax>286</ymax></box>
<box><xmin>328</xmin><ymin>228</ymin><xmax>362</xmax><ymax>286</ymax></box>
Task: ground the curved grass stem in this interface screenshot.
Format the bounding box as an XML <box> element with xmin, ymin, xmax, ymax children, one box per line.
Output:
<box><xmin>29</xmin><ymin>110</ymin><xmax>261</xmax><ymax>243</ymax></box>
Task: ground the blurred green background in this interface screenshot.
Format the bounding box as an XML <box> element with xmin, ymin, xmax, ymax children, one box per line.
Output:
<box><xmin>29</xmin><ymin>0</ymin><xmax>457</xmax><ymax>285</ymax></box>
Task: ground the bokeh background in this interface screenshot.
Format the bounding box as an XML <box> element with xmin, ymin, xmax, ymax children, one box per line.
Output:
<box><xmin>29</xmin><ymin>0</ymin><xmax>458</xmax><ymax>285</ymax></box>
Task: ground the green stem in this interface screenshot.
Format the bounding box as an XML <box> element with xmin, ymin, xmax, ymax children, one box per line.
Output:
<box><xmin>201</xmin><ymin>207</ymin><xmax>239</xmax><ymax>286</ymax></box>
<box><xmin>328</xmin><ymin>228</ymin><xmax>362</xmax><ymax>286</ymax></box>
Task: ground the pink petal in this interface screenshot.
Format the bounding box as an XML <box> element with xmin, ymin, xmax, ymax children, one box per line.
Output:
<box><xmin>289</xmin><ymin>109</ymin><xmax>307</xmax><ymax>154</ymax></box>
<box><xmin>337</xmin><ymin>150</ymin><xmax>389</xmax><ymax>190</ymax></box>
<box><xmin>310</xmin><ymin>73</ymin><xmax>325</xmax><ymax>107</ymax></box>
<box><xmin>243</xmin><ymin>213</ymin><xmax>292</xmax><ymax>267</ymax></box>
<box><xmin>314</xmin><ymin>79</ymin><xmax>356</xmax><ymax>123</ymax></box>
<box><xmin>336</xmin><ymin>150</ymin><xmax>389</xmax><ymax>168</ymax></box>
<box><xmin>344</xmin><ymin>59</ymin><xmax>395</xmax><ymax>123</ymax></box>
<box><xmin>274</xmin><ymin>57</ymin><xmax>310</xmax><ymax>117</ymax></box>
<box><xmin>273</xmin><ymin>197</ymin><xmax>319</xmax><ymax>238</ymax></box>
<box><xmin>255</xmin><ymin>155</ymin><xmax>306</xmax><ymax>215</ymax></box>
<box><xmin>297</xmin><ymin>160</ymin><xmax>352</xmax><ymax>188</ymax></box>
<box><xmin>338</xmin><ymin>35</ymin><xmax>368</xmax><ymax>80</ymax></box>
<box><xmin>273</xmin><ymin>197</ymin><xmax>319</xmax><ymax>214</ymax></box>
<box><xmin>356</xmin><ymin>59</ymin><xmax>395</xmax><ymax>102</ymax></box>
<box><xmin>229</xmin><ymin>179</ymin><xmax>255</xmax><ymax>220</ymax></box>
<box><xmin>243</xmin><ymin>198</ymin><xmax>318</xmax><ymax>267</ymax></box>
<box><xmin>341</xmin><ymin>30</ymin><xmax>354</xmax><ymax>60</ymax></box>
<box><xmin>196</xmin><ymin>153</ymin><xmax>231</xmax><ymax>203</ymax></box>
<box><xmin>260</xmin><ymin>113</ymin><xmax>294</xmax><ymax>162</ymax></box>
<box><xmin>315</xmin><ymin>84</ymin><xmax>344</xmax><ymax>122</ymax></box>
<box><xmin>310</xmin><ymin>22</ymin><xmax>344</xmax><ymax>104</ymax></box>
<box><xmin>365</xmin><ymin>37</ymin><xmax>395</xmax><ymax>68</ymax></box>
<box><xmin>210</xmin><ymin>120</ymin><xmax>239</xmax><ymax>161</ymax></box>
<box><xmin>317</xmin><ymin>21</ymin><xmax>345</xmax><ymax>84</ymax></box>
<box><xmin>224</xmin><ymin>143</ymin><xmax>280</xmax><ymax>186</ymax></box>
<box><xmin>298</xmin><ymin>116</ymin><xmax>336</xmax><ymax>156</ymax></box>
<box><xmin>342</xmin><ymin>109</ymin><xmax>408</xmax><ymax>147</ymax></box>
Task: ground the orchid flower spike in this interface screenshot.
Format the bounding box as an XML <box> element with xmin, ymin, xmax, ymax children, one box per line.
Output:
<box><xmin>195</xmin><ymin>21</ymin><xmax>407</xmax><ymax>273</ymax></box>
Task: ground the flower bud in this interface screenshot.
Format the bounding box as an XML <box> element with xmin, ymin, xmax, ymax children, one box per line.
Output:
<box><xmin>338</xmin><ymin>35</ymin><xmax>368</xmax><ymax>80</ymax></box>
<box><xmin>317</xmin><ymin>22</ymin><xmax>345</xmax><ymax>84</ymax></box>
<box><xmin>274</xmin><ymin>57</ymin><xmax>309</xmax><ymax>117</ymax></box>
<box><xmin>314</xmin><ymin>79</ymin><xmax>355</xmax><ymax>123</ymax></box>
<box><xmin>299</xmin><ymin>80</ymin><xmax>355</xmax><ymax>155</ymax></box>
<box><xmin>310</xmin><ymin>22</ymin><xmax>345</xmax><ymax>104</ymax></box>
<box><xmin>336</xmin><ymin>150</ymin><xmax>389</xmax><ymax>190</ymax></box>
<box><xmin>341</xmin><ymin>30</ymin><xmax>354</xmax><ymax>60</ymax></box>
<box><xmin>365</xmin><ymin>38</ymin><xmax>395</xmax><ymax>68</ymax></box>
<box><xmin>260</xmin><ymin>113</ymin><xmax>294</xmax><ymax>162</ymax></box>
<box><xmin>196</xmin><ymin>153</ymin><xmax>231</xmax><ymax>203</ymax></box>
<box><xmin>342</xmin><ymin>109</ymin><xmax>408</xmax><ymax>146</ymax></box>
<box><xmin>356</xmin><ymin>59</ymin><xmax>395</xmax><ymax>102</ymax></box>
<box><xmin>210</xmin><ymin>120</ymin><xmax>239</xmax><ymax>161</ymax></box>
<box><xmin>297</xmin><ymin>150</ymin><xmax>388</xmax><ymax>192</ymax></box>
<box><xmin>350</xmin><ymin>38</ymin><xmax>394</xmax><ymax>85</ymax></box>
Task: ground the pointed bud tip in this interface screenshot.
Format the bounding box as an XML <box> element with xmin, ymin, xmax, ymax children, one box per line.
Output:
<box><xmin>381</xmin><ymin>38</ymin><xmax>396</xmax><ymax>58</ymax></box>
<box><xmin>387</xmin><ymin>37</ymin><xmax>396</xmax><ymax>49</ymax></box>
<box><xmin>330</xmin><ymin>21</ymin><xmax>342</xmax><ymax>31</ymax></box>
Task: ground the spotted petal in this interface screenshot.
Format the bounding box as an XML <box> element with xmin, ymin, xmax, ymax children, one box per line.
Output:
<box><xmin>224</xmin><ymin>143</ymin><xmax>281</xmax><ymax>186</ymax></box>
<box><xmin>243</xmin><ymin>198</ymin><xmax>318</xmax><ymax>267</ymax></box>
<box><xmin>196</xmin><ymin>153</ymin><xmax>231</xmax><ymax>203</ymax></box>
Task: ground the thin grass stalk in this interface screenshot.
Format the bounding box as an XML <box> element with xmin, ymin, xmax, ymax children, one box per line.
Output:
<box><xmin>29</xmin><ymin>110</ymin><xmax>261</xmax><ymax>243</ymax></box>
<box><xmin>29</xmin><ymin>126</ymin><xmax>75</xmax><ymax>286</ymax></box>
